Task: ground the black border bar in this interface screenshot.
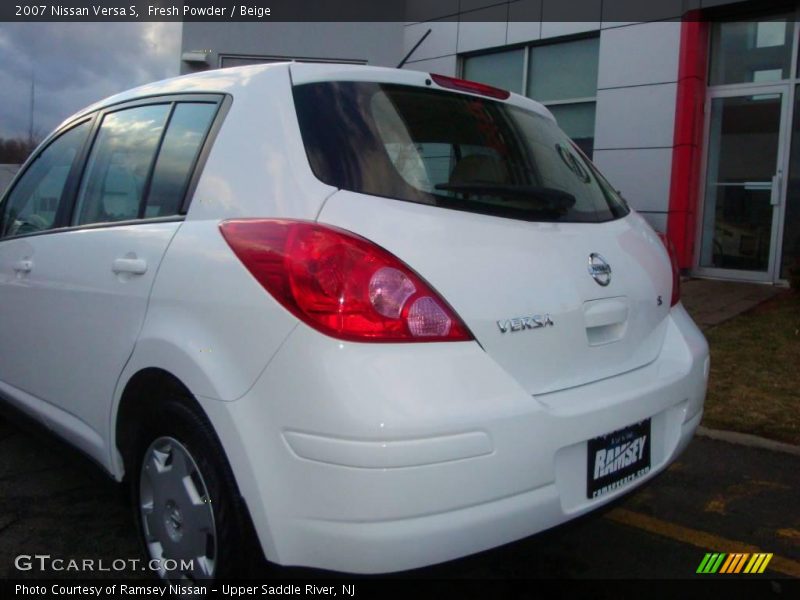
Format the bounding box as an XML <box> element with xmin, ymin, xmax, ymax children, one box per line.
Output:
<box><xmin>2</xmin><ymin>0</ymin><xmax>798</xmax><ymax>23</ymax></box>
<box><xmin>2</xmin><ymin>578</ymin><xmax>799</xmax><ymax>600</ymax></box>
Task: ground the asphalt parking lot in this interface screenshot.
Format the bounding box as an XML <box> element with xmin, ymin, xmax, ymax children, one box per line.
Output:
<box><xmin>1</xmin><ymin>408</ymin><xmax>798</xmax><ymax>582</ymax></box>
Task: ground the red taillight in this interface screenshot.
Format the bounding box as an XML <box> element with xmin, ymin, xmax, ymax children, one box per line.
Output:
<box><xmin>219</xmin><ymin>219</ymin><xmax>473</xmax><ymax>343</ymax></box>
<box><xmin>429</xmin><ymin>73</ymin><xmax>510</xmax><ymax>100</ymax></box>
<box><xmin>657</xmin><ymin>232</ymin><xmax>681</xmax><ymax>307</ymax></box>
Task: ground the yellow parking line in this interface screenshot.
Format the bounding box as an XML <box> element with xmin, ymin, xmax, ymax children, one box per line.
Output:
<box><xmin>605</xmin><ymin>508</ymin><xmax>800</xmax><ymax>578</ymax></box>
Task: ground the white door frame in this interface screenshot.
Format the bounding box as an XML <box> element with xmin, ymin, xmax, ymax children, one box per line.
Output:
<box><xmin>694</xmin><ymin>83</ymin><xmax>793</xmax><ymax>283</ymax></box>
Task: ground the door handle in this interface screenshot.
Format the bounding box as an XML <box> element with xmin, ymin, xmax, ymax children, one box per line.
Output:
<box><xmin>771</xmin><ymin>171</ymin><xmax>782</xmax><ymax>206</ymax></box>
<box><xmin>112</xmin><ymin>258</ymin><xmax>147</xmax><ymax>275</ymax></box>
<box><xmin>13</xmin><ymin>259</ymin><xmax>33</xmax><ymax>273</ymax></box>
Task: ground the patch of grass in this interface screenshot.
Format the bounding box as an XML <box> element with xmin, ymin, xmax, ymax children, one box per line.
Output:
<box><xmin>702</xmin><ymin>291</ymin><xmax>800</xmax><ymax>446</ymax></box>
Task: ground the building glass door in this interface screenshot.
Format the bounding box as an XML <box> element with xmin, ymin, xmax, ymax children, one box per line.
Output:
<box><xmin>698</xmin><ymin>89</ymin><xmax>789</xmax><ymax>280</ymax></box>
<box><xmin>698</xmin><ymin>14</ymin><xmax>799</xmax><ymax>282</ymax></box>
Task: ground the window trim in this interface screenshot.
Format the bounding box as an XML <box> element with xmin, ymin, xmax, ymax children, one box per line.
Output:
<box><xmin>180</xmin><ymin>94</ymin><xmax>231</xmax><ymax>214</ymax></box>
<box><xmin>0</xmin><ymin>92</ymin><xmax>230</xmax><ymax>243</ymax></box>
<box><xmin>55</xmin><ymin>115</ymin><xmax>100</xmax><ymax>229</ymax></box>
<box><xmin>137</xmin><ymin>102</ymin><xmax>177</xmax><ymax>220</ymax></box>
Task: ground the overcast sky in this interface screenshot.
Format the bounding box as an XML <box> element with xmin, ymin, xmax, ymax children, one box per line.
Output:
<box><xmin>0</xmin><ymin>22</ymin><xmax>180</xmax><ymax>140</ymax></box>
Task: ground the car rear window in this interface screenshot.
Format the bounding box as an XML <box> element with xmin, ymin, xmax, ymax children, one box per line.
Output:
<box><xmin>293</xmin><ymin>81</ymin><xmax>629</xmax><ymax>223</ymax></box>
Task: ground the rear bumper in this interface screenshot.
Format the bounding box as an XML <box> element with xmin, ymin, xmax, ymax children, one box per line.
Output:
<box><xmin>202</xmin><ymin>304</ymin><xmax>708</xmax><ymax>573</ymax></box>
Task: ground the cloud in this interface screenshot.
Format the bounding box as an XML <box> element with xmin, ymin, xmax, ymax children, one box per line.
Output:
<box><xmin>0</xmin><ymin>22</ymin><xmax>180</xmax><ymax>140</ymax></box>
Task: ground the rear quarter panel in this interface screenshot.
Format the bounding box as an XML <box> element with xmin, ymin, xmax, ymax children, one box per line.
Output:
<box><xmin>111</xmin><ymin>65</ymin><xmax>335</xmax><ymax>473</ymax></box>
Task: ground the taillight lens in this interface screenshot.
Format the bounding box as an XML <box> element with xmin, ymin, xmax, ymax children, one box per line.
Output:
<box><xmin>657</xmin><ymin>232</ymin><xmax>681</xmax><ymax>307</ymax></box>
<box><xmin>219</xmin><ymin>219</ymin><xmax>473</xmax><ymax>343</ymax></box>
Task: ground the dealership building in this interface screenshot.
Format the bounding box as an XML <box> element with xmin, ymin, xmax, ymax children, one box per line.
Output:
<box><xmin>180</xmin><ymin>0</ymin><xmax>800</xmax><ymax>284</ymax></box>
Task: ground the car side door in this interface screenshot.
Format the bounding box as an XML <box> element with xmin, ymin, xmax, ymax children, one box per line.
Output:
<box><xmin>0</xmin><ymin>118</ymin><xmax>94</xmax><ymax>425</ymax></box>
<box><xmin>0</xmin><ymin>97</ymin><xmax>222</xmax><ymax>468</ymax></box>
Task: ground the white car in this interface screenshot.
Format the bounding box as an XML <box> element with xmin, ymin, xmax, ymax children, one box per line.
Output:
<box><xmin>0</xmin><ymin>63</ymin><xmax>708</xmax><ymax>579</ymax></box>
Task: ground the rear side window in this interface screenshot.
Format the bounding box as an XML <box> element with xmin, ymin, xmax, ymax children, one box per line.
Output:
<box><xmin>293</xmin><ymin>81</ymin><xmax>628</xmax><ymax>223</ymax></box>
<box><xmin>73</xmin><ymin>104</ymin><xmax>170</xmax><ymax>226</ymax></box>
<box><xmin>0</xmin><ymin>121</ymin><xmax>91</xmax><ymax>238</ymax></box>
<box><xmin>145</xmin><ymin>103</ymin><xmax>217</xmax><ymax>218</ymax></box>
<box><xmin>72</xmin><ymin>101</ymin><xmax>218</xmax><ymax>226</ymax></box>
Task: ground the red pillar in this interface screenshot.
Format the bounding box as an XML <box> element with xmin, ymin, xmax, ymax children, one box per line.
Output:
<box><xmin>667</xmin><ymin>18</ymin><xmax>709</xmax><ymax>269</ymax></box>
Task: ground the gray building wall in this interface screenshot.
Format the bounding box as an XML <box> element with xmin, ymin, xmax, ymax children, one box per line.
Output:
<box><xmin>180</xmin><ymin>22</ymin><xmax>405</xmax><ymax>73</ymax></box>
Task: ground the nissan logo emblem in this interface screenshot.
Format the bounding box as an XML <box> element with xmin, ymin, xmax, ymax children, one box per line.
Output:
<box><xmin>588</xmin><ymin>253</ymin><xmax>611</xmax><ymax>286</ymax></box>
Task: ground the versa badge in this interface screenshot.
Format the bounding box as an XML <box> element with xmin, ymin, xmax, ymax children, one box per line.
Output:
<box><xmin>497</xmin><ymin>314</ymin><xmax>554</xmax><ymax>334</ymax></box>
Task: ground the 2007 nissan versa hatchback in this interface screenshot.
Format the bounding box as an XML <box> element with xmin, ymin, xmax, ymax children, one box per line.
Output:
<box><xmin>0</xmin><ymin>63</ymin><xmax>708</xmax><ymax>579</ymax></box>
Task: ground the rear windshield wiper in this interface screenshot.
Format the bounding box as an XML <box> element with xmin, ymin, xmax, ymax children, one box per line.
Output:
<box><xmin>434</xmin><ymin>183</ymin><xmax>576</xmax><ymax>212</ymax></box>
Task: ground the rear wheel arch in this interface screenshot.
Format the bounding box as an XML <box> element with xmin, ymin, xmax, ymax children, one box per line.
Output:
<box><xmin>115</xmin><ymin>367</ymin><xmax>266</xmax><ymax>577</ymax></box>
<box><xmin>115</xmin><ymin>368</ymin><xmax>197</xmax><ymax>480</ymax></box>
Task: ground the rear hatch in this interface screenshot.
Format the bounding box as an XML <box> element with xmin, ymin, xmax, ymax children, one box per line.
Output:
<box><xmin>291</xmin><ymin>68</ymin><xmax>674</xmax><ymax>396</ymax></box>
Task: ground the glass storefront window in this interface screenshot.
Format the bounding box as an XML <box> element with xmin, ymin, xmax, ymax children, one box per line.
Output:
<box><xmin>526</xmin><ymin>37</ymin><xmax>599</xmax><ymax>102</ymax></box>
<box><xmin>709</xmin><ymin>16</ymin><xmax>794</xmax><ymax>85</ymax></box>
<box><xmin>546</xmin><ymin>102</ymin><xmax>596</xmax><ymax>157</ymax></box>
<box><xmin>462</xmin><ymin>48</ymin><xmax>525</xmax><ymax>94</ymax></box>
<box><xmin>462</xmin><ymin>37</ymin><xmax>599</xmax><ymax>157</ymax></box>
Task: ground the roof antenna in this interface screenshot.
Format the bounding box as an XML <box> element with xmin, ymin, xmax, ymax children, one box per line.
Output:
<box><xmin>397</xmin><ymin>28</ymin><xmax>432</xmax><ymax>69</ymax></box>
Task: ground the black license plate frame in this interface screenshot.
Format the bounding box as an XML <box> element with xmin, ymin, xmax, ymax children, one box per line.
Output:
<box><xmin>587</xmin><ymin>419</ymin><xmax>651</xmax><ymax>499</ymax></box>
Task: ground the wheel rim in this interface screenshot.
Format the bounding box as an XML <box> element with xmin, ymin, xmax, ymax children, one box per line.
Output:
<box><xmin>139</xmin><ymin>436</ymin><xmax>217</xmax><ymax>581</ymax></box>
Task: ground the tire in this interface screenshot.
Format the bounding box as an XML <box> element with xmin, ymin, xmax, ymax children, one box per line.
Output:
<box><xmin>131</xmin><ymin>394</ymin><xmax>261</xmax><ymax>581</ymax></box>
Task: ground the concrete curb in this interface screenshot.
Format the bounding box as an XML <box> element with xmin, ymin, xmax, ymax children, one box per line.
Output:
<box><xmin>696</xmin><ymin>426</ymin><xmax>800</xmax><ymax>457</ymax></box>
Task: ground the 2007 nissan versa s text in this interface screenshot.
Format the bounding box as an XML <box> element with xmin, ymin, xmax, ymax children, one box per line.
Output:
<box><xmin>0</xmin><ymin>63</ymin><xmax>708</xmax><ymax>579</ymax></box>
